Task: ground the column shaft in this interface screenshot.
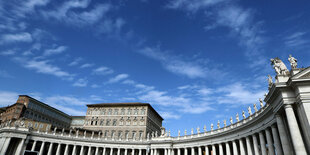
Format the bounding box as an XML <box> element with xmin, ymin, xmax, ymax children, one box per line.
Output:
<box><xmin>246</xmin><ymin>137</ymin><xmax>253</xmax><ymax>155</ymax></box>
<box><xmin>15</xmin><ymin>138</ymin><xmax>25</xmax><ymax>155</ymax></box>
<box><xmin>31</xmin><ymin>141</ymin><xmax>37</xmax><ymax>151</ymax></box>
<box><xmin>118</xmin><ymin>148</ymin><xmax>121</xmax><ymax>155</ymax></box>
<box><xmin>284</xmin><ymin>105</ymin><xmax>307</xmax><ymax>155</ymax></box>
<box><xmin>232</xmin><ymin>141</ymin><xmax>238</xmax><ymax>155</ymax></box>
<box><xmin>72</xmin><ymin>145</ymin><xmax>77</xmax><ymax>155</ymax></box>
<box><xmin>80</xmin><ymin>146</ymin><xmax>85</xmax><ymax>155</ymax></box>
<box><xmin>276</xmin><ymin>114</ymin><xmax>293</xmax><ymax>155</ymax></box>
<box><xmin>191</xmin><ymin>147</ymin><xmax>194</xmax><ymax>155</ymax></box>
<box><xmin>88</xmin><ymin>146</ymin><xmax>92</xmax><ymax>155</ymax></box>
<box><xmin>103</xmin><ymin>148</ymin><xmax>106</xmax><ymax>155</ymax></box>
<box><xmin>47</xmin><ymin>143</ymin><xmax>53</xmax><ymax>155</ymax></box>
<box><xmin>165</xmin><ymin>149</ymin><xmax>167</xmax><ymax>155</ymax></box>
<box><xmin>239</xmin><ymin>139</ymin><xmax>245</xmax><ymax>155</ymax></box>
<box><xmin>125</xmin><ymin>149</ymin><xmax>128</xmax><ymax>155</ymax></box>
<box><xmin>219</xmin><ymin>144</ymin><xmax>223</xmax><ymax>155</ymax></box>
<box><xmin>265</xmin><ymin>128</ymin><xmax>275</xmax><ymax>155</ymax></box>
<box><xmin>39</xmin><ymin>142</ymin><xmax>46</xmax><ymax>155</ymax></box>
<box><xmin>225</xmin><ymin>142</ymin><xmax>231</xmax><ymax>155</ymax></box>
<box><xmin>0</xmin><ymin>137</ymin><xmax>11</xmax><ymax>155</ymax></box>
<box><xmin>184</xmin><ymin>148</ymin><xmax>188</xmax><ymax>155</ymax></box>
<box><xmin>259</xmin><ymin>131</ymin><xmax>267</xmax><ymax>155</ymax></box>
<box><xmin>212</xmin><ymin>145</ymin><xmax>216</xmax><ymax>155</ymax></box>
<box><xmin>252</xmin><ymin>135</ymin><xmax>259</xmax><ymax>155</ymax></box>
<box><xmin>205</xmin><ymin>146</ymin><xmax>209</xmax><ymax>155</ymax></box>
<box><xmin>198</xmin><ymin>146</ymin><xmax>202</xmax><ymax>155</ymax></box>
<box><xmin>56</xmin><ymin>143</ymin><xmax>61</xmax><ymax>155</ymax></box>
<box><xmin>64</xmin><ymin>144</ymin><xmax>69</xmax><ymax>155</ymax></box>
<box><xmin>132</xmin><ymin>149</ymin><xmax>135</xmax><ymax>155</ymax></box>
<box><xmin>110</xmin><ymin>148</ymin><xmax>114</xmax><ymax>155</ymax></box>
<box><xmin>177</xmin><ymin>149</ymin><xmax>181</xmax><ymax>155</ymax></box>
<box><xmin>271</xmin><ymin>125</ymin><xmax>283</xmax><ymax>155</ymax></box>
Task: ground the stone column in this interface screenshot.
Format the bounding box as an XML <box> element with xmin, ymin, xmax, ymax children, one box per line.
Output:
<box><xmin>165</xmin><ymin>148</ymin><xmax>168</xmax><ymax>155</ymax></box>
<box><xmin>239</xmin><ymin>139</ymin><xmax>245</xmax><ymax>155</ymax></box>
<box><xmin>80</xmin><ymin>146</ymin><xmax>85</xmax><ymax>155</ymax></box>
<box><xmin>15</xmin><ymin>138</ymin><xmax>25</xmax><ymax>155</ymax></box>
<box><xmin>284</xmin><ymin>104</ymin><xmax>307</xmax><ymax>155</ymax></box>
<box><xmin>72</xmin><ymin>145</ymin><xmax>77</xmax><ymax>155</ymax></box>
<box><xmin>132</xmin><ymin>148</ymin><xmax>135</xmax><ymax>155</ymax></box>
<box><xmin>191</xmin><ymin>147</ymin><xmax>195</xmax><ymax>155</ymax></box>
<box><xmin>47</xmin><ymin>143</ymin><xmax>53</xmax><ymax>155</ymax></box>
<box><xmin>184</xmin><ymin>148</ymin><xmax>188</xmax><ymax>155</ymax></box>
<box><xmin>103</xmin><ymin>147</ymin><xmax>106</xmax><ymax>155</ymax></box>
<box><xmin>212</xmin><ymin>145</ymin><xmax>216</xmax><ymax>155</ymax></box>
<box><xmin>232</xmin><ymin>141</ymin><xmax>238</xmax><ymax>155</ymax></box>
<box><xmin>259</xmin><ymin>131</ymin><xmax>267</xmax><ymax>155</ymax></box>
<box><xmin>64</xmin><ymin>144</ymin><xmax>69</xmax><ymax>155</ymax></box>
<box><xmin>252</xmin><ymin>134</ymin><xmax>259</xmax><ymax>155</ymax></box>
<box><xmin>198</xmin><ymin>146</ymin><xmax>202</xmax><ymax>155</ymax></box>
<box><xmin>168</xmin><ymin>149</ymin><xmax>171</xmax><ymax>155</ymax></box>
<box><xmin>0</xmin><ymin>137</ymin><xmax>11</xmax><ymax>155</ymax></box>
<box><xmin>88</xmin><ymin>146</ymin><xmax>92</xmax><ymax>155</ymax></box>
<box><xmin>177</xmin><ymin>148</ymin><xmax>181</xmax><ymax>155</ymax></box>
<box><xmin>205</xmin><ymin>146</ymin><xmax>209</xmax><ymax>155</ymax></box>
<box><xmin>56</xmin><ymin>143</ymin><xmax>61</xmax><ymax>155</ymax></box>
<box><xmin>118</xmin><ymin>148</ymin><xmax>121</xmax><ymax>155</ymax></box>
<box><xmin>125</xmin><ymin>149</ymin><xmax>128</xmax><ymax>155</ymax></box>
<box><xmin>275</xmin><ymin>114</ymin><xmax>293</xmax><ymax>155</ymax></box>
<box><xmin>95</xmin><ymin>147</ymin><xmax>99</xmax><ymax>155</ymax></box>
<box><xmin>154</xmin><ymin>149</ymin><xmax>157</xmax><ymax>155</ymax></box>
<box><xmin>39</xmin><ymin>141</ymin><xmax>46</xmax><ymax>155</ymax></box>
<box><xmin>110</xmin><ymin>148</ymin><xmax>114</xmax><ymax>155</ymax></box>
<box><xmin>276</xmin><ymin>114</ymin><xmax>293</xmax><ymax>155</ymax></box>
<box><xmin>225</xmin><ymin>142</ymin><xmax>231</xmax><ymax>155</ymax></box>
<box><xmin>265</xmin><ymin>128</ymin><xmax>275</xmax><ymax>155</ymax></box>
<box><xmin>245</xmin><ymin>136</ymin><xmax>253</xmax><ymax>155</ymax></box>
<box><xmin>31</xmin><ymin>140</ymin><xmax>37</xmax><ymax>151</ymax></box>
<box><xmin>219</xmin><ymin>144</ymin><xmax>223</xmax><ymax>155</ymax></box>
<box><xmin>271</xmin><ymin>125</ymin><xmax>283</xmax><ymax>155</ymax></box>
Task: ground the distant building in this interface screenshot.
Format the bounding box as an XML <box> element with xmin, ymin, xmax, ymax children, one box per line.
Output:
<box><xmin>84</xmin><ymin>102</ymin><xmax>163</xmax><ymax>139</ymax></box>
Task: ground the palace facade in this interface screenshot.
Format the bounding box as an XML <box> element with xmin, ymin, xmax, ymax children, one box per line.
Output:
<box><xmin>0</xmin><ymin>55</ymin><xmax>310</xmax><ymax>155</ymax></box>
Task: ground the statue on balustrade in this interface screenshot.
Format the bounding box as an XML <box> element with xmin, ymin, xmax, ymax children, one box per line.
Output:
<box><xmin>259</xmin><ymin>98</ymin><xmax>264</xmax><ymax>108</ymax></box>
<box><xmin>270</xmin><ymin>57</ymin><xmax>289</xmax><ymax>75</ymax></box>
<box><xmin>288</xmin><ymin>54</ymin><xmax>297</xmax><ymax>69</ymax></box>
<box><xmin>268</xmin><ymin>75</ymin><xmax>273</xmax><ymax>89</ymax></box>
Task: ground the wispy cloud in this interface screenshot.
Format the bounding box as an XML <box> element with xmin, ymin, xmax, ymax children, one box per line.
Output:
<box><xmin>73</xmin><ymin>78</ymin><xmax>88</xmax><ymax>87</ymax></box>
<box><xmin>80</xmin><ymin>63</ymin><xmax>94</xmax><ymax>68</ymax></box>
<box><xmin>43</xmin><ymin>45</ymin><xmax>67</xmax><ymax>56</ymax></box>
<box><xmin>138</xmin><ymin>46</ymin><xmax>218</xmax><ymax>79</ymax></box>
<box><xmin>284</xmin><ymin>31</ymin><xmax>309</xmax><ymax>47</ymax></box>
<box><xmin>69</xmin><ymin>57</ymin><xmax>83</xmax><ymax>66</ymax></box>
<box><xmin>1</xmin><ymin>32</ymin><xmax>33</xmax><ymax>44</ymax></box>
<box><xmin>92</xmin><ymin>66</ymin><xmax>114</xmax><ymax>75</ymax></box>
<box><xmin>0</xmin><ymin>50</ymin><xmax>16</xmax><ymax>56</ymax></box>
<box><xmin>159</xmin><ymin>111</ymin><xmax>181</xmax><ymax>119</ymax></box>
<box><xmin>166</xmin><ymin>0</ymin><xmax>225</xmax><ymax>12</ymax></box>
<box><xmin>108</xmin><ymin>74</ymin><xmax>129</xmax><ymax>83</ymax></box>
<box><xmin>0</xmin><ymin>91</ymin><xmax>19</xmax><ymax>106</ymax></box>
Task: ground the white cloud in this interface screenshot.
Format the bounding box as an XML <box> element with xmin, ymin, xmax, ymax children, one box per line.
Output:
<box><xmin>91</xmin><ymin>84</ymin><xmax>100</xmax><ymax>88</ymax></box>
<box><xmin>138</xmin><ymin>46</ymin><xmax>209</xmax><ymax>79</ymax></box>
<box><xmin>92</xmin><ymin>66</ymin><xmax>114</xmax><ymax>75</ymax></box>
<box><xmin>0</xmin><ymin>91</ymin><xmax>19</xmax><ymax>106</ymax></box>
<box><xmin>43</xmin><ymin>45</ymin><xmax>67</xmax><ymax>56</ymax></box>
<box><xmin>0</xmin><ymin>50</ymin><xmax>16</xmax><ymax>56</ymax></box>
<box><xmin>99</xmin><ymin>18</ymin><xmax>125</xmax><ymax>36</ymax></box>
<box><xmin>166</xmin><ymin>0</ymin><xmax>225</xmax><ymax>12</ymax></box>
<box><xmin>19</xmin><ymin>58</ymin><xmax>73</xmax><ymax>79</ymax></box>
<box><xmin>284</xmin><ymin>31</ymin><xmax>309</xmax><ymax>47</ymax></box>
<box><xmin>80</xmin><ymin>63</ymin><xmax>94</xmax><ymax>68</ymax></box>
<box><xmin>1</xmin><ymin>32</ymin><xmax>33</xmax><ymax>44</ymax></box>
<box><xmin>159</xmin><ymin>111</ymin><xmax>181</xmax><ymax>119</ymax></box>
<box><xmin>108</xmin><ymin>74</ymin><xmax>129</xmax><ymax>83</ymax></box>
<box><xmin>69</xmin><ymin>57</ymin><xmax>83</xmax><ymax>66</ymax></box>
<box><xmin>73</xmin><ymin>78</ymin><xmax>88</xmax><ymax>87</ymax></box>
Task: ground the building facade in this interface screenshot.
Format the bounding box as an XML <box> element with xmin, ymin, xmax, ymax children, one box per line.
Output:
<box><xmin>0</xmin><ymin>55</ymin><xmax>309</xmax><ymax>155</ymax></box>
<box><xmin>83</xmin><ymin>103</ymin><xmax>163</xmax><ymax>140</ymax></box>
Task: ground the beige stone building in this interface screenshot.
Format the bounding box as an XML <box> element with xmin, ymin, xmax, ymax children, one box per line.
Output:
<box><xmin>83</xmin><ymin>102</ymin><xmax>163</xmax><ymax>140</ymax></box>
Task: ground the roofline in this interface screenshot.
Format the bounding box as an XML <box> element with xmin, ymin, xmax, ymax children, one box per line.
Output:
<box><xmin>19</xmin><ymin>95</ymin><xmax>72</xmax><ymax>119</ymax></box>
<box><xmin>87</xmin><ymin>102</ymin><xmax>164</xmax><ymax>120</ymax></box>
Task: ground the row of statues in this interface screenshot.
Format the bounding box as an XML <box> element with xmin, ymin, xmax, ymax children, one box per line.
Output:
<box><xmin>270</xmin><ymin>55</ymin><xmax>297</xmax><ymax>76</ymax></box>
<box><xmin>177</xmin><ymin>98</ymin><xmax>265</xmax><ymax>137</ymax></box>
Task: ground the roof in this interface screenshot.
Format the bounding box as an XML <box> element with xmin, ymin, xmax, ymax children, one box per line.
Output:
<box><xmin>87</xmin><ymin>102</ymin><xmax>163</xmax><ymax>120</ymax></box>
<box><xmin>19</xmin><ymin>95</ymin><xmax>71</xmax><ymax>118</ymax></box>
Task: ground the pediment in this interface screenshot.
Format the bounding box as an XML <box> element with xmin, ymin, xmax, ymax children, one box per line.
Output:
<box><xmin>291</xmin><ymin>67</ymin><xmax>310</xmax><ymax>80</ymax></box>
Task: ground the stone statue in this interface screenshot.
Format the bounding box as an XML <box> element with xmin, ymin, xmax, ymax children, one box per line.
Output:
<box><xmin>76</xmin><ymin>130</ymin><xmax>79</xmax><ymax>137</ymax></box>
<box><xmin>211</xmin><ymin>124</ymin><xmax>214</xmax><ymax>131</ymax></box>
<box><xmin>270</xmin><ymin>58</ymin><xmax>289</xmax><ymax>75</ymax></box>
<box><xmin>168</xmin><ymin>130</ymin><xmax>171</xmax><ymax>137</ymax></box>
<box><xmin>223</xmin><ymin>120</ymin><xmax>227</xmax><ymax>127</ymax></box>
<box><xmin>54</xmin><ymin>127</ymin><xmax>57</xmax><ymax>133</ymax></box>
<box><xmin>155</xmin><ymin>131</ymin><xmax>158</xmax><ymax>137</ymax></box>
<box><xmin>191</xmin><ymin>128</ymin><xmax>194</xmax><ymax>135</ymax></box>
<box><xmin>236</xmin><ymin>113</ymin><xmax>239</xmax><ymax>122</ymax></box>
<box><xmin>268</xmin><ymin>75</ymin><xmax>273</xmax><ymax>89</ymax></box>
<box><xmin>178</xmin><ymin>130</ymin><xmax>180</xmax><ymax>137</ymax></box>
<box><xmin>242</xmin><ymin>111</ymin><xmax>246</xmax><ymax>119</ymax></box>
<box><xmin>230</xmin><ymin>117</ymin><xmax>233</xmax><ymax>124</ymax></box>
<box><xmin>254</xmin><ymin>103</ymin><xmax>258</xmax><ymax>112</ymax></box>
<box><xmin>184</xmin><ymin>130</ymin><xmax>187</xmax><ymax>136</ymax></box>
<box><xmin>217</xmin><ymin>120</ymin><xmax>220</xmax><ymax>129</ymax></box>
<box><xmin>248</xmin><ymin>106</ymin><xmax>252</xmax><ymax>115</ymax></box>
<box><xmin>288</xmin><ymin>54</ymin><xmax>297</xmax><ymax>69</ymax></box>
<box><xmin>151</xmin><ymin>131</ymin><xmax>154</xmax><ymax>138</ymax></box>
<box><xmin>197</xmin><ymin>127</ymin><xmax>200</xmax><ymax>134</ymax></box>
<box><xmin>203</xmin><ymin>125</ymin><xmax>207</xmax><ymax>132</ymax></box>
<box><xmin>259</xmin><ymin>98</ymin><xmax>264</xmax><ymax>108</ymax></box>
<box><xmin>84</xmin><ymin>131</ymin><xmax>87</xmax><ymax>137</ymax></box>
<box><xmin>147</xmin><ymin>133</ymin><xmax>150</xmax><ymax>140</ymax></box>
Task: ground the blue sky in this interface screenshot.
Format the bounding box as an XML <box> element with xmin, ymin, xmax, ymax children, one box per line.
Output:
<box><xmin>1</xmin><ymin>0</ymin><xmax>310</xmax><ymax>136</ymax></box>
